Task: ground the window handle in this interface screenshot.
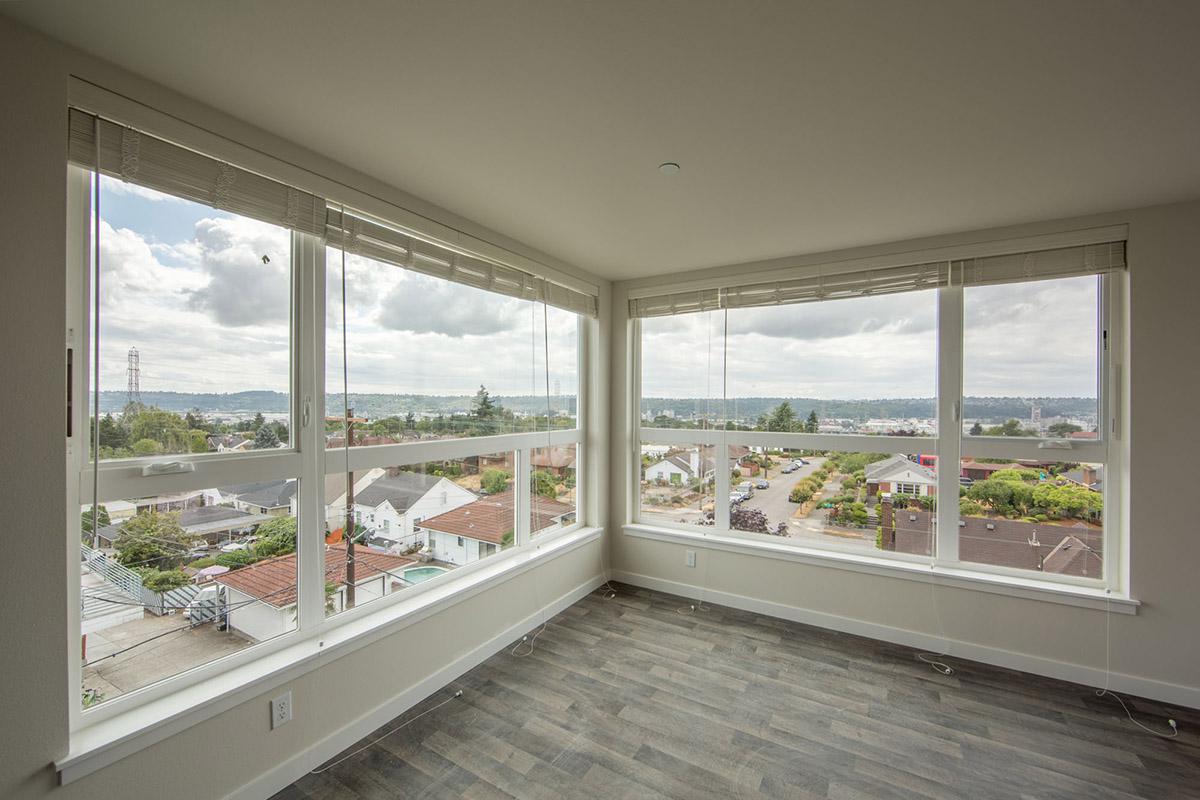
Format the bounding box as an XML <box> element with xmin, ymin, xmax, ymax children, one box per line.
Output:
<box><xmin>66</xmin><ymin>347</ymin><xmax>73</xmax><ymax>438</ymax></box>
<box><xmin>141</xmin><ymin>461</ymin><xmax>196</xmax><ymax>477</ymax></box>
<box><xmin>303</xmin><ymin>396</ymin><xmax>311</xmax><ymax>428</ymax></box>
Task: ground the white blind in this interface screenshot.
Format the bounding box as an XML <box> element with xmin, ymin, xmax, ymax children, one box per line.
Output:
<box><xmin>68</xmin><ymin>108</ymin><xmax>326</xmax><ymax>236</ymax></box>
<box><xmin>327</xmin><ymin>209</ymin><xmax>598</xmax><ymax>317</ymax></box>
<box><xmin>629</xmin><ymin>242</ymin><xmax>1125</xmax><ymax>318</ymax></box>
<box><xmin>953</xmin><ymin>241</ymin><xmax>1125</xmax><ymax>287</ymax></box>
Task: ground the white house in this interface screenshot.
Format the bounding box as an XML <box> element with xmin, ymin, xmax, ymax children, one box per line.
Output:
<box><xmin>417</xmin><ymin>490</ymin><xmax>573</xmax><ymax>566</ymax></box>
<box><xmin>324</xmin><ymin>468</ymin><xmax>477</xmax><ymax>552</ymax></box>
<box><xmin>214</xmin><ymin>544</ymin><xmax>415</xmax><ymax>642</ymax></box>
<box><xmin>865</xmin><ymin>454</ymin><xmax>938</xmax><ymax>498</ymax></box>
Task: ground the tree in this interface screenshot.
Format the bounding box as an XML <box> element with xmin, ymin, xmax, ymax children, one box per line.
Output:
<box><xmin>805</xmin><ymin>410</ymin><xmax>819</xmax><ymax>433</ymax></box>
<box><xmin>251</xmin><ymin>412</ymin><xmax>266</xmax><ymax>431</ymax></box>
<box><xmin>768</xmin><ymin>402</ymin><xmax>797</xmax><ymax>432</ymax></box>
<box><xmin>114</xmin><ymin>511</ymin><xmax>191</xmax><ymax>569</ymax></box>
<box><xmin>129</xmin><ymin>407</ymin><xmax>189</xmax><ymax>452</ymax></box>
<box><xmin>983</xmin><ymin>419</ymin><xmax>1038</xmax><ymax>437</ymax></box>
<box><xmin>1048</xmin><ymin>422</ymin><xmax>1083</xmax><ymax>437</ymax></box>
<box><xmin>216</xmin><ymin>550</ymin><xmax>258</xmax><ymax>569</ymax></box>
<box><xmin>969</xmin><ymin>421</ymin><xmax>983</xmax><ymax>436</ymax></box>
<box><xmin>530</xmin><ymin>470</ymin><xmax>558</xmax><ymax>499</ymax></box>
<box><xmin>254</xmin><ymin>424</ymin><xmax>281</xmax><ymax>449</ymax></box>
<box><xmin>139</xmin><ymin>568</ymin><xmax>191</xmax><ymax>592</ymax></box>
<box><xmin>481</xmin><ymin>468</ymin><xmax>511</xmax><ymax>494</ymax></box>
<box><xmin>472</xmin><ymin>385</ymin><xmax>497</xmax><ymax>420</ymax></box>
<box><xmin>81</xmin><ymin>505</ymin><xmax>110</xmax><ymax>541</ymax></box>
<box><xmin>253</xmin><ymin>516</ymin><xmax>298</xmax><ymax>558</ymax></box>
<box><xmin>96</xmin><ymin>413</ymin><xmax>128</xmax><ymax>451</ymax></box>
<box><xmin>270</xmin><ymin>421</ymin><xmax>289</xmax><ymax>444</ymax></box>
<box><xmin>188</xmin><ymin>429</ymin><xmax>209</xmax><ymax>453</ymax></box>
<box><xmin>132</xmin><ymin>438</ymin><xmax>163</xmax><ymax>456</ymax></box>
<box><xmin>404</xmin><ymin>412</ymin><xmax>416</xmax><ymax>430</ymax></box>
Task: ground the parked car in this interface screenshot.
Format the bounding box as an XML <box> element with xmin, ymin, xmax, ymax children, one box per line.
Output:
<box><xmin>781</xmin><ymin>464</ymin><xmax>797</xmax><ymax>474</ymax></box>
<box><xmin>219</xmin><ymin>536</ymin><xmax>256</xmax><ymax>553</ymax></box>
<box><xmin>730</xmin><ymin>491</ymin><xmax>747</xmax><ymax>505</ymax></box>
<box><xmin>755</xmin><ymin>479</ymin><xmax>770</xmax><ymax>489</ymax></box>
<box><xmin>736</xmin><ymin>480</ymin><xmax>755</xmax><ymax>498</ymax></box>
<box><xmin>793</xmin><ymin>458</ymin><xmax>808</xmax><ymax>466</ymax></box>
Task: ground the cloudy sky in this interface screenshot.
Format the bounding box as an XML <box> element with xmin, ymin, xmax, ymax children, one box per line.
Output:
<box><xmin>641</xmin><ymin>276</ymin><xmax>1100</xmax><ymax>400</ymax></box>
<box><xmin>95</xmin><ymin>178</ymin><xmax>579</xmax><ymax>401</ymax></box>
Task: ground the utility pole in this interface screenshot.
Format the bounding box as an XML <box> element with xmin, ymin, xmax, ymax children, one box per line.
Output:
<box><xmin>329</xmin><ymin>407</ymin><xmax>367</xmax><ymax>609</ymax></box>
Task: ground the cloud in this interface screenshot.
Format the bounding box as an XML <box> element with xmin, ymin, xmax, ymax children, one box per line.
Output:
<box><xmin>375</xmin><ymin>271</ymin><xmax>526</xmax><ymax>336</ymax></box>
<box><xmin>187</xmin><ymin>216</ymin><xmax>291</xmax><ymax>326</ymax></box>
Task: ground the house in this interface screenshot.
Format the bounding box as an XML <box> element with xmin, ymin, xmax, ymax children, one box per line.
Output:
<box><xmin>959</xmin><ymin>460</ymin><xmax>1026</xmax><ymax>482</ymax></box>
<box><xmin>326</xmin><ymin>468</ymin><xmax>477</xmax><ymax>552</ymax></box>
<box><xmin>1063</xmin><ymin>465</ymin><xmax>1104</xmax><ymax>493</ymax></box>
<box><xmin>865</xmin><ymin>454</ymin><xmax>937</xmax><ymax>498</ymax></box>
<box><xmin>218</xmin><ymin>480</ymin><xmax>297</xmax><ymax>516</ymax></box>
<box><xmin>91</xmin><ymin>504</ymin><xmax>270</xmax><ymax>548</ymax></box>
<box><xmin>207</xmin><ymin>433</ymin><xmax>251</xmax><ymax>452</ymax></box>
<box><xmin>645</xmin><ymin>454</ymin><xmax>696</xmax><ymax>485</ymax></box>
<box><xmin>529</xmin><ymin>446</ymin><xmax>577</xmax><ymax>478</ymax></box>
<box><xmin>213</xmin><ymin>544</ymin><xmax>415</xmax><ymax>642</ymax></box>
<box><xmin>416</xmin><ymin>490</ymin><xmax>573</xmax><ymax>566</ymax></box>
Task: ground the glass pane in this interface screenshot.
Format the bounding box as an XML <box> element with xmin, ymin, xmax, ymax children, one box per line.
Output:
<box><xmin>638</xmin><ymin>443</ymin><xmax>716</xmax><ymax>527</ymax></box>
<box><xmin>725</xmin><ymin>291</ymin><xmax>938</xmax><ymax>435</ymax></box>
<box><xmin>957</xmin><ymin>457</ymin><xmax>1103</xmax><ymax>577</ymax></box>
<box><xmin>326</xmin><ymin>248</ymin><xmax>578</xmax><ymax>444</ymax></box>
<box><xmin>730</xmin><ymin>449</ymin><xmax>933</xmax><ymax>555</ymax></box>
<box><xmin>80</xmin><ymin>481</ymin><xmax>297</xmax><ymax>708</ymax></box>
<box><xmin>530</xmin><ymin>443</ymin><xmax>578</xmax><ymax>536</ymax></box>
<box><xmin>91</xmin><ymin>176</ymin><xmax>292</xmax><ymax>461</ymax></box>
<box><xmin>963</xmin><ymin>276</ymin><xmax>1100</xmax><ymax>438</ymax></box>
<box><xmin>324</xmin><ymin>453</ymin><xmax>515</xmax><ymax>618</ymax></box>
<box><xmin>640</xmin><ymin>311</ymin><xmax>725</xmax><ymax>429</ymax></box>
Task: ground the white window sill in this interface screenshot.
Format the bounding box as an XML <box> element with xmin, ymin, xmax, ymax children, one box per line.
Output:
<box><xmin>58</xmin><ymin>526</ymin><xmax>602</xmax><ymax>785</ymax></box>
<box><xmin>622</xmin><ymin>523</ymin><xmax>1137</xmax><ymax>615</ymax></box>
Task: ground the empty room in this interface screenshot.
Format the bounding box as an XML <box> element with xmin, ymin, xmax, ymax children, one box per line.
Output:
<box><xmin>2</xmin><ymin>2</ymin><xmax>1199</xmax><ymax>798</ymax></box>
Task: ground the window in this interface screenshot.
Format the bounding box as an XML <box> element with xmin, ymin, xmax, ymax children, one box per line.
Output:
<box><xmin>632</xmin><ymin>243</ymin><xmax>1123</xmax><ymax>589</ymax></box>
<box><xmin>67</xmin><ymin>107</ymin><xmax>594</xmax><ymax>721</ymax></box>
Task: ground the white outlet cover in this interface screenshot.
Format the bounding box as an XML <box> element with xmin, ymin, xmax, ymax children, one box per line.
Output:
<box><xmin>685</xmin><ymin>550</ymin><xmax>696</xmax><ymax>567</ymax></box>
<box><xmin>271</xmin><ymin>691</ymin><xmax>292</xmax><ymax>729</ymax></box>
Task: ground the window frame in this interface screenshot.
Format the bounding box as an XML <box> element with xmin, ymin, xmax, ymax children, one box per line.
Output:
<box><xmin>631</xmin><ymin>272</ymin><xmax>1124</xmax><ymax>595</ymax></box>
<box><xmin>66</xmin><ymin>172</ymin><xmax>590</xmax><ymax>731</ymax></box>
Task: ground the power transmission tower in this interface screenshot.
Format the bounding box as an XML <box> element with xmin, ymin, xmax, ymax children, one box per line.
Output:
<box><xmin>126</xmin><ymin>347</ymin><xmax>141</xmax><ymax>407</ymax></box>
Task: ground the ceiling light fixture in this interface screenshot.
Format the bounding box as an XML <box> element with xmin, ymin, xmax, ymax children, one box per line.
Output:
<box><xmin>658</xmin><ymin>162</ymin><xmax>680</xmax><ymax>175</ymax></box>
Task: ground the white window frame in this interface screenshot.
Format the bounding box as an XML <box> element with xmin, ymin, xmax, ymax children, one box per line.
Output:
<box><xmin>65</xmin><ymin>164</ymin><xmax>590</xmax><ymax>732</ymax></box>
<box><xmin>631</xmin><ymin>272</ymin><xmax>1124</xmax><ymax>595</ymax></box>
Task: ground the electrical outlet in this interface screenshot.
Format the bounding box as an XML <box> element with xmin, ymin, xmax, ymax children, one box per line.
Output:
<box><xmin>270</xmin><ymin>691</ymin><xmax>293</xmax><ymax>729</ymax></box>
<box><xmin>685</xmin><ymin>549</ymin><xmax>696</xmax><ymax>568</ymax></box>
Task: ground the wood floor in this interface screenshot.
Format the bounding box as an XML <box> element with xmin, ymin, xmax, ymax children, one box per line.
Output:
<box><xmin>274</xmin><ymin>583</ymin><xmax>1200</xmax><ymax>800</ymax></box>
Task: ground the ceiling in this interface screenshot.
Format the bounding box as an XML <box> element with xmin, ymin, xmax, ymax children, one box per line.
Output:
<box><xmin>6</xmin><ymin>1</ymin><xmax>1200</xmax><ymax>280</ymax></box>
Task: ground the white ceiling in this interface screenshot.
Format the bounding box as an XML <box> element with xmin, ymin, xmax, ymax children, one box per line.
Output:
<box><xmin>7</xmin><ymin>1</ymin><xmax>1200</xmax><ymax>280</ymax></box>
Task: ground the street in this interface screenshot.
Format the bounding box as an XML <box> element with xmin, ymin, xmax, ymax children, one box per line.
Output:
<box><xmin>740</xmin><ymin>455</ymin><xmax>874</xmax><ymax>550</ymax></box>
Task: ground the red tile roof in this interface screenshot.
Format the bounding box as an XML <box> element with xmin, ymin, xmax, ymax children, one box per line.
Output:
<box><xmin>214</xmin><ymin>544</ymin><xmax>414</xmax><ymax>608</ymax></box>
<box><xmin>417</xmin><ymin>490</ymin><xmax>573</xmax><ymax>544</ymax></box>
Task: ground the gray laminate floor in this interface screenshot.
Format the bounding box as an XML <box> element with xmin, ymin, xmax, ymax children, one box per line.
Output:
<box><xmin>273</xmin><ymin>583</ymin><xmax>1199</xmax><ymax>800</ymax></box>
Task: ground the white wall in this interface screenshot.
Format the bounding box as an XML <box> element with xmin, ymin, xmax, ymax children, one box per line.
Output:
<box><xmin>609</xmin><ymin>198</ymin><xmax>1200</xmax><ymax>704</ymax></box>
<box><xmin>0</xmin><ymin>15</ymin><xmax>608</xmax><ymax>800</ymax></box>
<box><xmin>225</xmin><ymin>588</ymin><xmax>293</xmax><ymax>644</ymax></box>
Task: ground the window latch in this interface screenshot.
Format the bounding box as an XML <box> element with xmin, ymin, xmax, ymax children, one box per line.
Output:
<box><xmin>141</xmin><ymin>461</ymin><xmax>196</xmax><ymax>477</ymax></box>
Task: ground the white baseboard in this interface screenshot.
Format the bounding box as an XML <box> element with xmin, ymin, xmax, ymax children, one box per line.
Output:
<box><xmin>228</xmin><ymin>573</ymin><xmax>605</xmax><ymax>800</ymax></box>
<box><xmin>612</xmin><ymin>569</ymin><xmax>1200</xmax><ymax>710</ymax></box>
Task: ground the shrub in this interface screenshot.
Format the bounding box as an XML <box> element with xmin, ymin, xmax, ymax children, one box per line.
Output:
<box><xmin>189</xmin><ymin>556</ymin><xmax>216</xmax><ymax>569</ymax></box>
<box><xmin>216</xmin><ymin>550</ymin><xmax>258</xmax><ymax>569</ymax></box>
<box><xmin>140</xmin><ymin>568</ymin><xmax>191</xmax><ymax>592</ymax></box>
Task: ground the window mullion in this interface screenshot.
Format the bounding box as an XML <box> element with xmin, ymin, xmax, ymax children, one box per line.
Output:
<box><xmin>936</xmin><ymin>285</ymin><xmax>963</xmax><ymax>563</ymax></box>
<box><xmin>516</xmin><ymin>447</ymin><xmax>531</xmax><ymax>547</ymax></box>
<box><xmin>296</xmin><ymin>233</ymin><xmax>325</xmax><ymax>631</ymax></box>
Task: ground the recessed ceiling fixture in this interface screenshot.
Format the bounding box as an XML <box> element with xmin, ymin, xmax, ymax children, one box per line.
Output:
<box><xmin>658</xmin><ymin>162</ymin><xmax>680</xmax><ymax>175</ymax></box>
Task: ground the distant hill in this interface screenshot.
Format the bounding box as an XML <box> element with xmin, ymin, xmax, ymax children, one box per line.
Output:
<box><xmin>642</xmin><ymin>396</ymin><xmax>1095</xmax><ymax>423</ymax></box>
<box><xmin>94</xmin><ymin>391</ymin><xmax>578</xmax><ymax>418</ymax></box>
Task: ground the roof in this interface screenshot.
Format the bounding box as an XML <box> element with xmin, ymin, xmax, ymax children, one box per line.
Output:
<box><xmin>417</xmin><ymin>490</ymin><xmax>573</xmax><ymax>544</ymax></box>
<box><xmin>865</xmin><ymin>454</ymin><xmax>935</xmax><ymax>483</ymax></box>
<box><xmin>960</xmin><ymin>460</ymin><xmax>1025</xmax><ymax>474</ymax></box>
<box><xmin>529</xmin><ymin>446</ymin><xmax>577</xmax><ymax>470</ymax></box>
<box><xmin>219</xmin><ymin>480</ymin><xmax>297</xmax><ymax>509</ymax></box>
<box><xmin>215</xmin><ymin>544</ymin><xmax>415</xmax><ymax>608</ymax></box>
<box><xmin>353</xmin><ymin>469</ymin><xmax>446</xmax><ymax>512</ymax></box>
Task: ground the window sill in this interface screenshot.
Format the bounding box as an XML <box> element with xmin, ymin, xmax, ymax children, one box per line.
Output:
<box><xmin>58</xmin><ymin>526</ymin><xmax>602</xmax><ymax>785</ymax></box>
<box><xmin>622</xmin><ymin>523</ymin><xmax>1137</xmax><ymax>615</ymax></box>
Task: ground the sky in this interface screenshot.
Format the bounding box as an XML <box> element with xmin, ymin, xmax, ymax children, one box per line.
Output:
<box><xmin>641</xmin><ymin>275</ymin><xmax>1100</xmax><ymax>400</ymax></box>
<box><xmin>94</xmin><ymin>177</ymin><xmax>579</xmax><ymax>402</ymax></box>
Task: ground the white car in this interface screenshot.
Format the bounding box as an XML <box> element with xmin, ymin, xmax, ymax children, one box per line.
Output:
<box><xmin>219</xmin><ymin>537</ymin><xmax>256</xmax><ymax>553</ymax></box>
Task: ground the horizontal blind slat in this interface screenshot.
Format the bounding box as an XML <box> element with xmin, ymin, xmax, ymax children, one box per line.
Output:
<box><xmin>68</xmin><ymin>108</ymin><xmax>326</xmax><ymax>237</ymax></box>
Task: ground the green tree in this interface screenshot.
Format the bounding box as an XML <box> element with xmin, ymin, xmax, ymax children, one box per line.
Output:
<box><xmin>114</xmin><ymin>511</ymin><xmax>191</xmax><ymax>569</ymax></box>
<box><xmin>805</xmin><ymin>410</ymin><xmax>819</xmax><ymax>433</ymax></box>
<box><xmin>481</xmin><ymin>468</ymin><xmax>511</xmax><ymax>494</ymax></box>
<box><xmin>251</xmin><ymin>412</ymin><xmax>266</xmax><ymax>431</ymax></box>
<box><xmin>253</xmin><ymin>516</ymin><xmax>298</xmax><ymax>558</ymax></box>
<box><xmin>129</xmin><ymin>407</ymin><xmax>189</xmax><ymax>452</ymax></box>
<box><xmin>969</xmin><ymin>421</ymin><xmax>983</xmax><ymax>436</ymax></box>
<box><xmin>96</xmin><ymin>413</ymin><xmax>128</xmax><ymax>450</ymax></box>
<box><xmin>1048</xmin><ymin>422</ymin><xmax>1083</xmax><ymax>437</ymax></box>
<box><xmin>216</xmin><ymin>550</ymin><xmax>258</xmax><ymax>569</ymax></box>
<box><xmin>472</xmin><ymin>385</ymin><xmax>497</xmax><ymax>420</ymax></box>
<box><xmin>983</xmin><ymin>419</ymin><xmax>1037</xmax><ymax>437</ymax></box>
<box><xmin>768</xmin><ymin>402</ymin><xmax>797</xmax><ymax>432</ymax></box>
<box><xmin>81</xmin><ymin>505</ymin><xmax>110</xmax><ymax>541</ymax></box>
<box><xmin>404</xmin><ymin>412</ymin><xmax>416</xmax><ymax>429</ymax></box>
<box><xmin>531</xmin><ymin>470</ymin><xmax>558</xmax><ymax>499</ymax></box>
<box><xmin>132</xmin><ymin>438</ymin><xmax>163</xmax><ymax>456</ymax></box>
<box><xmin>254</xmin><ymin>424</ymin><xmax>281</xmax><ymax>449</ymax></box>
<box><xmin>138</xmin><ymin>568</ymin><xmax>191</xmax><ymax>592</ymax></box>
<box><xmin>189</xmin><ymin>429</ymin><xmax>209</xmax><ymax>453</ymax></box>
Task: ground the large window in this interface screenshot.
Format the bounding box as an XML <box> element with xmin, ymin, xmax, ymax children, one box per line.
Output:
<box><xmin>66</xmin><ymin>108</ymin><xmax>593</xmax><ymax>720</ymax></box>
<box><xmin>632</xmin><ymin>249</ymin><xmax>1122</xmax><ymax>589</ymax></box>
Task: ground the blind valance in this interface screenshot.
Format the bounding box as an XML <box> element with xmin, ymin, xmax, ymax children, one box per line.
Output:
<box><xmin>326</xmin><ymin>209</ymin><xmax>598</xmax><ymax>317</ymax></box>
<box><xmin>68</xmin><ymin>108</ymin><xmax>327</xmax><ymax>236</ymax></box>
<box><xmin>629</xmin><ymin>241</ymin><xmax>1125</xmax><ymax>318</ymax></box>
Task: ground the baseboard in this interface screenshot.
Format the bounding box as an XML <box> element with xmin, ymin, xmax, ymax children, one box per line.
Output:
<box><xmin>227</xmin><ymin>573</ymin><xmax>605</xmax><ymax>800</ymax></box>
<box><xmin>612</xmin><ymin>569</ymin><xmax>1200</xmax><ymax>710</ymax></box>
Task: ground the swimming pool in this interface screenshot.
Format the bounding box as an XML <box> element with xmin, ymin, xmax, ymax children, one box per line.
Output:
<box><xmin>403</xmin><ymin>565</ymin><xmax>449</xmax><ymax>585</ymax></box>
